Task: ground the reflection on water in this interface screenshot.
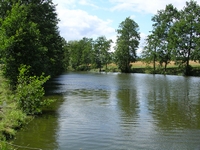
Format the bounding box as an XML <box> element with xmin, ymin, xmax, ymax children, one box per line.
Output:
<box><xmin>14</xmin><ymin>72</ymin><xmax>200</xmax><ymax>150</ymax></box>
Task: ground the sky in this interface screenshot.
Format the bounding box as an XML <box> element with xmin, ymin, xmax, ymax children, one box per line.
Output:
<box><xmin>52</xmin><ymin>0</ymin><xmax>200</xmax><ymax>54</ymax></box>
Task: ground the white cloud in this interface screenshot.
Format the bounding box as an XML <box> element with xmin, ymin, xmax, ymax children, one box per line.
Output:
<box><xmin>110</xmin><ymin>0</ymin><xmax>200</xmax><ymax>14</ymax></box>
<box><xmin>54</xmin><ymin>2</ymin><xmax>115</xmax><ymax>41</ymax></box>
<box><xmin>79</xmin><ymin>0</ymin><xmax>99</xmax><ymax>9</ymax></box>
<box><xmin>137</xmin><ymin>33</ymin><xmax>147</xmax><ymax>56</ymax></box>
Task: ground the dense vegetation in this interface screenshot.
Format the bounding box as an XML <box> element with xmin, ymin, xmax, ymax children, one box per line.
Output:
<box><xmin>0</xmin><ymin>0</ymin><xmax>67</xmax><ymax>147</ymax></box>
<box><xmin>0</xmin><ymin>0</ymin><xmax>67</xmax><ymax>85</ymax></box>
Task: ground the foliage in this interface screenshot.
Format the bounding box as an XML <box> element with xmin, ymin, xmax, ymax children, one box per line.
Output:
<box><xmin>0</xmin><ymin>69</ymin><xmax>27</xmax><ymax>141</ymax></box>
<box><xmin>15</xmin><ymin>65</ymin><xmax>53</xmax><ymax>115</ymax></box>
<box><xmin>69</xmin><ymin>38</ymin><xmax>93</xmax><ymax>71</ymax></box>
<box><xmin>142</xmin><ymin>0</ymin><xmax>200</xmax><ymax>75</ymax></box>
<box><xmin>142</xmin><ymin>4</ymin><xmax>179</xmax><ymax>73</ymax></box>
<box><xmin>142</xmin><ymin>34</ymin><xmax>159</xmax><ymax>73</ymax></box>
<box><xmin>0</xmin><ymin>109</ymin><xmax>26</xmax><ymax>139</ymax></box>
<box><xmin>93</xmin><ymin>36</ymin><xmax>112</xmax><ymax>72</ymax></box>
<box><xmin>0</xmin><ymin>0</ymin><xmax>67</xmax><ymax>86</ymax></box>
<box><xmin>115</xmin><ymin>17</ymin><xmax>140</xmax><ymax>73</ymax></box>
<box><xmin>169</xmin><ymin>0</ymin><xmax>200</xmax><ymax>75</ymax></box>
<box><xmin>0</xmin><ymin>3</ymin><xmax>43</xmax><ymax>85</ymax></box>
<box><xmin>0</xmin><ymin>140</ymin><xmax>14</xmax><ymax>150</ymax></box>
<box><xmin>68</xmin><ymin>36</ymin><xmax>113</xmax><ymax>72</ymax></box>
<box><xmin>62</xmin><ymin>38</ymin><xmax>70</xmax><ymax>70</ymax></box>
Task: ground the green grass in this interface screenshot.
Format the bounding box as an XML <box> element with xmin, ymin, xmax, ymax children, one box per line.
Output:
<box><xmin>0</xmin><ymin>69</ymin><xmax>29</xmax><ymax>148</ymax></box>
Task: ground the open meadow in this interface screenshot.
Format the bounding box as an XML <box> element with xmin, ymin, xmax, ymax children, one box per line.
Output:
<box><xmin>131</xmin><ymin>61</ymin><xmax>200</xmax><ymax>68</ymax></box>
<box><xmin>105</xmin><ymin>61</ymin><xmax>200</xmax><ymax>76</ymax></box>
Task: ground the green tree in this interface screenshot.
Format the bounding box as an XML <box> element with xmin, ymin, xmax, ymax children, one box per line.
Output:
<box><xmin>68</xmin><ymin>38</ymin><xmax>93</xmax><ymax>71</ymax></box>
<box><xmin>29</xmin><ymin>0</ymin><xmax>65</xmax><ymax>76</ymax></box>
<box><xmin>0</xmin><ymin>3</ymin><xmax>45</xmax><ymax>85</ymax></box>
<box><xmin>80</xmin><ymin>37</ymin><xmax>93</xmax><ymax>70</ymax></box>
<box><xmin>142</xmin><ymin>34</ymin><xmax>159</xmax><ymax>73</ymax></box>
<box><xmin>151</xmin><ymin>4</ymin><xmax>179</xmax><ymax>71</ymax></box>
<box><xmin>62</xmin><ymin>38</ymin><xmax>70</xmax><ymax>71</ymax></box>
<box><xmin>169</xmin><ymin>0</ymin><xmax>200</xmax><ymax>75</ymax></box>
<box><xmin>0</xmin><ymin>0</ymin><xmax>65</xmax><ymax>85</ymax></box>
<box><xmin>93</xmin><ymin>36</ymin><xmax>112</xmax><ymax>72</ymax></box>
<box><xmin>15</xmin><ymin>65</ymin><xmax>53</xmax><ymax>115</ymax></box>
<box><xmin>115</xmin><ymin>17</ymin><xmax>140</xmax><ymax>73</ymax></box>
<box><xmin>68</xmin><ymin>40</ymin><xmax>82</xmax><ymax>70</ymax></box>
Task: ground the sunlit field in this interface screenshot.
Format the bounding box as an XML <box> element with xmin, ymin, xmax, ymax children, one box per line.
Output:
<box><xmin>105</xmin><ymin>61</ymin><xmax>200</xmax><ymax>76</ymax></box>
<box><xmin>131</xmin><ymin>61</ymin><xmax>200</xmax><ymax>68</ymax></box>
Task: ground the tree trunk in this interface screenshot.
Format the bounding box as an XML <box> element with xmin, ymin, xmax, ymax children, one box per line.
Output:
<box><xmin>153</xmin><ymin>54</ymin><xmax>156</xmax><ymax>74</ymax></box>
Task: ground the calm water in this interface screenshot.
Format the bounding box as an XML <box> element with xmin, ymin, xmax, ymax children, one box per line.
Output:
<box><xmin>14</xmin><ymin>72</ymin><xmax>200</xmax><ymax>150</ymax></box>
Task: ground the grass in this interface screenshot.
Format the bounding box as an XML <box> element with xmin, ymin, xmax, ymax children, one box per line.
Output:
<box><xmin>131</xmin><ymin>61</ymin><xmax>200</xmax><ymax>68</ymax></box>
<box><xmin>0</xmin><ymin>69</ymin><xmax>29</xmax><ymax>149</ymax></box>
<box><xmin>102</xmin><ymin>61</ymin><xmax>200</xmax><ymax>76</ymax></box>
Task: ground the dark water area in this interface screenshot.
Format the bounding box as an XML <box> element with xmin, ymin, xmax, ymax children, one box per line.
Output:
<box><xmin>13</xmin><ymin>72</ymin><xmax>200</xmax><ymax>150</ymax></box>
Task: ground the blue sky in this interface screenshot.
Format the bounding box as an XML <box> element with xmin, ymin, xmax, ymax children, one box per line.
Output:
<box><xmin>52</xmin><ymin>0</ymin><xmax>200</xmax><ymax>54</ymax></box>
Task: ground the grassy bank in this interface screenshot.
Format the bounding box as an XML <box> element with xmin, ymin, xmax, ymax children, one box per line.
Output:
<box><xmin>0</xmin><ymin>71</ymin><xmax>29</xmax><ymax>149</ymax></box>
<box><xmin>101</xmin><ymin>61</ymin><xmax>200</xmax><ymax>76</ymax></box>
<box><xmin>0</xmin><ymin>65</ymin><xmax>55</xmax><ymax>149</ymax></box>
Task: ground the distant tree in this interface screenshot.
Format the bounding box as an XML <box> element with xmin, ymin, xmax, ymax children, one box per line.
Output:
<box><xmin>142</xmin><ymin>34</ymin><xmax>159</xmax><ymax>72</ymax></box>
<box><xmin>80</xmin><ymin>37</ymin><xmax>93</xmax><ymax>70</ymax></box>
<box><xmin>169</xmin><ymin>0</ymin><xmax>200</xmax><ymax>75</ymax></box>
<box><xmin>68</xmin><ymin>40</ymin><xmax>82</xmax><ymax>70</ymax></box>
<box><xmin>62</xmin><ymin>38</ymin><xmax>70</xmax><ymax>71</ymax></box>
<box><xmin>69</xmin><ymin>38</ymin><xmax>93</xmax><ymax>71</ymax></box>
<box><xmin>151</xmin><ymin>4</ymin><xmax>179</xmax><ymax>71</ymax></box>
<box><xmin>115</xmin><ymin>17</ymin><xmax>140</xmax><ymax>73</ymax></box>
<box><xmin>93</xmin><ymin>36</ymin><xmax>112</xmax><ymax>72</ymax></box>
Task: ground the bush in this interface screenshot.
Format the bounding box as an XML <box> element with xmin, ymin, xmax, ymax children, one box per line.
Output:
<box><xmin>15</xmin><ymin>65</ymin><xmax>54</xmax><ymax>115</ymax></box>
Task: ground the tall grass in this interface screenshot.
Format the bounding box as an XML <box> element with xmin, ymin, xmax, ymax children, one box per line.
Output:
<box><xmin>0</xmin><ymin>69</ymin><xmax>28</xmax><ymax>141</ymax></box>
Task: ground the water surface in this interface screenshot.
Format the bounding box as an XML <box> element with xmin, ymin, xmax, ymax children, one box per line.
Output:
<box><xmin>14</xmin><ymin>72</ymin><xmax>200</xmax><ymax>150</ymax></box>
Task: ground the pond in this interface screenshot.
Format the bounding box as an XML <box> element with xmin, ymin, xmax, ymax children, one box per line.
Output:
<box><xmin>13</xmin><ymin>72</ymin><xmax>200</xmax><ymax>150</ymax></box>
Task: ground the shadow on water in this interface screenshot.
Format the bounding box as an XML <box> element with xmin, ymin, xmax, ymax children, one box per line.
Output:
<box><xmin>13</xmin><ymin>77</ymin><xmax>65</xmax><ymax>150</ymax></box>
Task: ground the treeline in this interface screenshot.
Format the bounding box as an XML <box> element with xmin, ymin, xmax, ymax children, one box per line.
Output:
<box><xmin>67</xmin><ymin>36</ymin><xmax>113</xmax><ymax>72</ymax></box>
<box><xmin>141</xmin><ymin>0</ymin><xmax>200</xmax><ymax>75</ymax></box>
<box><xmin>68</xmin><ymin>0</ymin><xmax>200</xmax><ymax>75</ymax></box>
<box><xmin>68</xmin><ymin>17</ymin><xmax>140</xmax><ymax>73</ymax></box>
<box><xmin>0</xmin><ymin>0</ymin><xmax>68</xmax><ymax>85</ymax></box>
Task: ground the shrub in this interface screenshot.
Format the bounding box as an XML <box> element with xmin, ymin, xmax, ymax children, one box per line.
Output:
<box><xmin>15</xmin><ymin>65</ymin><xmax>54</xmax><ymax>115</ymax></box>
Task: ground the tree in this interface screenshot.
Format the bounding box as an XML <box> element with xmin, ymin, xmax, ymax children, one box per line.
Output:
<box><xmin>15</xmin><ymin>65</ymin><xmax>53</xmax><ymax>115</ymax></box>
<box><xmin>0</xmin><ymin>0</ymin><xmax>65</xmax><ymax>85</ymax></box>
<box><xmin>68</xmin><ymin>38</ymin><xmax>93</xmax><ymax>71</ymax></box>
<box><xmin>28</xmin><ymin>0</ymin><xmax>65</xmax><ymax>76</ymax></box>
<box><xmin>0</xmin><ymin>3</ymin><xmax>45</xmax><ymax>85</ymax></box>
<box><xmin>169</xmin><ymin>0</ymin><xmax>200</xmax><ymax>75</ymax></box>
<box><xmin>68</xmin><ymin>40</ymin><xmax>82</xmax><ymax>70</ymax></box>
<box><xmin>142</xmin><ymin>34</ymin><xmax>159</xmax><ymax>72</ymax></box>
<box><xmin>93</xmin><ymin>36</ymin><xmax>112</xmax><ymax>72</ymax></box>
<box><xmin>80</xmin><ymin>37</ymin><xmax>93</xmax><ymax>70</ymax></box>
<box><xmin>151</xmin><ymin>4</ymin><xmax>179</xmax><ymax>71</ymax></box>
<box><xmin>115</xmin><ymin>17</ymin><xmax>140</xmax><ymax>73</ymax></box>
<box><xmin>62</xmin><ymin>38</ymin><xmax>70</xmax><ymax>71</ymax></box>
